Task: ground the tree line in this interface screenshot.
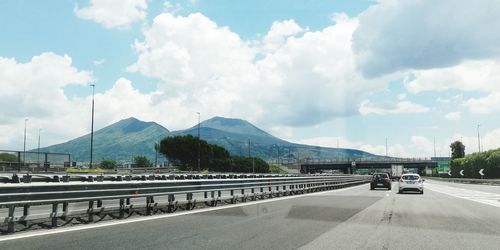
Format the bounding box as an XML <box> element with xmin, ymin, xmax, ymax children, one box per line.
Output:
<box><xmin>448</xmin><ymin>140</ymin><xmax>500</xmax><ymax>178</ymax></box>
<box><xmin>157</xmin><ymin>135</ymin><xmax>271</xmax><ymax>173</ymax></box>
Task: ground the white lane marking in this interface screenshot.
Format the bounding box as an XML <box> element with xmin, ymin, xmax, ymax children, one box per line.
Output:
<box><xmin>425</xmin><ymin>182</ymin><xmax>500</xmax><ymax>208</ymax></box>
<box><xmin>0</xmin><ymin>184</ymin><xmax>368</xmax><ymax>242</ymax></box>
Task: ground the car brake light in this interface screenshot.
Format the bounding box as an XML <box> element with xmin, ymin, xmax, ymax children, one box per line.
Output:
<box><xmin>418</xmin><ymin>179</ymin><xmax>422</xmax><ymax>183</ymax></box>
<box><xmin>399</xmin><ymin>178</ymin><xmax>403</xmax><ymax>183</ymax></box>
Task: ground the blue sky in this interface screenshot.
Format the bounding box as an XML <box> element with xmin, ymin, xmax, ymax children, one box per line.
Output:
<box><xmin>1</xmin><ymin>0</ymin><xmax>499</xmax><ymax>157</ymax></box>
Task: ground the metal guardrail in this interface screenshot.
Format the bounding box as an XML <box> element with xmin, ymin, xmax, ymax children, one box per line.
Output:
<box><xmin>427</xmin><ymin>177</ymin><xmax>500</xmax><ymax>185</ymax></box>
<box><xmin>0</xmin><ymin>175</ymin><xmax>369</xmax><ymax>234</ymax></box>
<box><xmin>0</xmin><ymin>173</ymin><xmax>301</xmax><ymax>184</ymax></box>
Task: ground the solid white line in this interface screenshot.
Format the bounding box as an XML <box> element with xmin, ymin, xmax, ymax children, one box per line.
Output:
<box><xmin>0</xmin><ymin>183</ymin><xmax>368</xmax><ymax>242</ymax></box>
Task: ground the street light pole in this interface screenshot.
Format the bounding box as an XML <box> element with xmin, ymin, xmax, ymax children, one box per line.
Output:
<box><xmin>385</xmin><ymin>137</ymin><xmax>388</xmax><ymax>157</ymax></box>
<box><xmin>89</xmin><ymin>84</ymin><xmax>95</xmax><ymax>168</ymax></box>
<box><xmin>197</xmin><ymin>112</ymin><xmax>201</xmax><ymax>172</ymax></box>
<box><xmin>23</xmin><ymin>118</ymin><xmax>28</xmax><ymax>170</ymax></box>
<box><xmin>37</xmin><ymin>128</ymin><xmax>41</xmax><ymax>167</ymax></box>
<box><xmin>477</xmin><ymin>124</ymin><xmax>481</xmax><ymax>153</ymax></box>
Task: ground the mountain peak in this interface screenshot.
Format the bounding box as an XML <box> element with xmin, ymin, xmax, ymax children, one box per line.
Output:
<box><xmin>199</xmin><ymin>116</ymin><xmax>271</xmax><ymax>138</ymax></box>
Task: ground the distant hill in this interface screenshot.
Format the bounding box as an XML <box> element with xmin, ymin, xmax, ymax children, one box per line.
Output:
<box><xmin>39</xmin><ymin>116</ymin><xmax>378</xmax><ymax>163</ymax></box>
<box><xmin>38</xmin><ymin>117</ymin><xmax>170</xmax><ymax>162</ymax></box>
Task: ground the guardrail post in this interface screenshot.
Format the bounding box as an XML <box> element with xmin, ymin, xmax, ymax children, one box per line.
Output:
<box><xmin>146</xmin><ymin>196</ymin><xmax>153</xmax><ymax>215</ymax></box>
<box><xmin>7</xmin><ymin>205</ymin><xmax>15</xmax><ymax>233</ymax></box>
<box><xmin>51</xmin><ymin>203</ymin><xmax>58</xmax><ymax>228</ymax></box>
<box><xmin>62</xmin><ymin>202</ymin><xmax>68</xmax><ymax>220</ymax></box>
<box><xmin>119</xmin><ymin>199</ymin><xmax>125</xmax><ymax>218</ymax></box>
<box><xmin>88</xmin><ymin>201</ymin><xmax>94</xmax><ymax>222</ymax></box>
<box><xmin>21</xmin><ymin>204</ymin><xmax>30</xmax><ymax>227</ymax></box>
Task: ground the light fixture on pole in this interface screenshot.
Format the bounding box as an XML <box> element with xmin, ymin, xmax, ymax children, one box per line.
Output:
<box><xmin>89</xmin><ymin>83</ymin><xmax>95</xmax><ymax>168</ymax></box>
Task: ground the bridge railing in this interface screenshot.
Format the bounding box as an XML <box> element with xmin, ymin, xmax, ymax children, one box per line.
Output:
<box><xmin>0</xmin><ymin>174</ymin><xmax>369</xmax><ymax>234</ymax></box>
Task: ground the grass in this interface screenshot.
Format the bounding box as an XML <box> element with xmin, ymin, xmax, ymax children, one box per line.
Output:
<box><xmin>269</xmin><ymin>165</ymin><xmax>288</xmax><ymax>174</ymax></box>
<box><xmin>65</xmin><ymin>167</ymin><xmax>106</xmax><ymax>173</ymax></box>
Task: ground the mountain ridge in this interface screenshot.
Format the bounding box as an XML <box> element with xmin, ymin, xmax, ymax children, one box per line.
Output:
<box><xmin>39</xmin><ymin>116</ymin><xmax>377</xmax><ymax>162</ymax></box>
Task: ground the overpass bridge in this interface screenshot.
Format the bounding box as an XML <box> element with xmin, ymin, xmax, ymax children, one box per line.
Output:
<box><xmin>300</xmin><ymin>158</ymin><xmax>438</xmax><ymax>174</ymax></box>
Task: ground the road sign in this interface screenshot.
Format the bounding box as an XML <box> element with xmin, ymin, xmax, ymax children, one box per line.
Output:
<box><xmin>351</xmin><ymin>161</ymin><xmax>356</xmax><ymax>167</ymax></box>
<box><xmin>438</xmin><ymin>161</ymin><xmax>450</xmax><ymax>172</ymax></box>
<box><xmin>460</xmin><ymin>170</ymin><xmax>464</xmax><ymax>176</ymax></box>
<box><xmin>448</xmin><ymin>170</ymin><xmax>452</xmax><ymax>176</ymax></box>
<box><xmin>479</xmin><ymin>169</ymin><xmax>484</xmax><ymax>176</ymax></box>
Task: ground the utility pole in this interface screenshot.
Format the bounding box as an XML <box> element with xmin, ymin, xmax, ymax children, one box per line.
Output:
<box><xmin>385</xmin><ymin>137</ymin><xmax>388</xmax><ymax>157</ymax></box>
<box><xmin>337</xmin><ymin>137</ymin><xmax>339</xmax><ymax>160</ymax></box>
<box><xmin>37</xmin><ymin>129</ymin><xmax>41</xmax><ymax>167</ymax></box>
<box><xmin>433</xmin><ymin>136</ymin><xmax>436</xmax><ymax>158</ymax></box>
<box><xmin>23</xmin><ymin>118</ymin><xmax>28</xmax><ymax>170</ymax></box>
<box><xmin>89</xmin><ymin>83</ymin><xmax>95</xmax><ymax>168</ymax></box>
<box><xmin>154</xmin><ymin>140</ymin><xmax>158</xmax><ymax>168</ymax></box>
<box><xmin>197</xmin><ymin>112</ymin><xmax>201</xmax><ymax>172</ymax></box>
<box><xmin>477</xmin><ymin>124</ymin><xmax>481</xmax><ymax>153</ymax></box>
<box><xmin>248</xmin><ymin>138</ymin><xmax>254</xmax><ymax>173</ymax></box>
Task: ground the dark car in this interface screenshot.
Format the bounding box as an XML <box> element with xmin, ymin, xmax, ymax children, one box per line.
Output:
<box><xmin>370</xmin><ymin>173</ymin><xmax>392</xmax><ymax>190</ymax></box>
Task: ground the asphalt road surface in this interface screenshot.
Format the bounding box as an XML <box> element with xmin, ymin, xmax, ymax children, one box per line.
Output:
<box><xmin>1</xmin><ymin>179</ymin><xmax>500</xmax><ymax>249</ymax></box>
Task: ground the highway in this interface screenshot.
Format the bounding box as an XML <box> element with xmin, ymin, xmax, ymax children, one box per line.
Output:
<box><xmin>1</xmin><ymin>180</ymin><xmax>500</xmax><ymax>249</ymax></box>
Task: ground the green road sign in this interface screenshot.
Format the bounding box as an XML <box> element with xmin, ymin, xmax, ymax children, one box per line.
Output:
<box><xmin>438</xmin><ymin>161</ymin><xmax>450</xmax><ymax>172</ymax></box>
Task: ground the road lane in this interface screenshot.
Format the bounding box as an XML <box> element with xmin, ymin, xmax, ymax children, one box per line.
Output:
<box><xmin>2</xmin><ymin>181</ymin><xmax>500</xmax><ymax>249</ymax></box>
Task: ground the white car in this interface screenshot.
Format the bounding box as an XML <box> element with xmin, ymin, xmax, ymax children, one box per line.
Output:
<box><xmin>398</xmin><ymin>173</ymin><xmax>424</xmax><ymax>194</ymax></box>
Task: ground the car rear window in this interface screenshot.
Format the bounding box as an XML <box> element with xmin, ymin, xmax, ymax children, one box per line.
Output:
<box><xmin>402</xmin><ymin>175</ymin><xmax>419</xmax><ymax>180</ymax></box>
<box><xmin>373</xmin><ymin>174</ymin><xmax>388</xmax><ymax>178</ymax></box>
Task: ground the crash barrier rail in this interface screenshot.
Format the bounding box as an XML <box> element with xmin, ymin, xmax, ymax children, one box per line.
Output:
<box><xmin>426</xmin><ymin>177</ymin><xmax>500</xmax><ymax>185</ymax></box>
<box><xmin>0</xmin><ymin>175</ymin><xmax>369</xmax><ymax>234</ymax></box>
<box><xmin>0</xmin><ymin>173</ymin><xmax>304</xmax><ymax>184</ymax></box>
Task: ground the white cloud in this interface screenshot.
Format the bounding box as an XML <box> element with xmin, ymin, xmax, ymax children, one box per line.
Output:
<box><xmin>359</xmin><ymin>100</ymin><xmax>430</xmax><ymax>115</ymax></box>
<box><xmin>464</xmin><ymin>92</ymin><xmax>500</xmax><ymax>114</ymax></box>
<box><xmin>93</xmin><ymin>58</ymin><xmax>105</xmax><ymax>66</ymax></box>
<box><xmin>75</xmin><ymin>0</ymin><xmax>148</xmax><ymax>29</ymax></box>
<box><xmin>128</xmin><ymin>12</ymin><xmax>394</xmax><ymax>127</ymax></box>
<box><xmin>353</xmin><ymin>0</ymin><xmax>500</xmax><ymax>77</ymax></box>
<box><xmin>397</xmin><ymin>93</ymin><xmax>406</xmax><ymax>100</ymax></box>
<box><xmin>405</xmin><ymin>60</ymin><xmax>500</xmax><ymax>94</ymax></box>
<box><xmin>444</xmin><ymin>111</ymin><xmax>461</xmax><ymax>121</ymax></box>
<box><xmin>261</xmin><ymin>19</ymin><xmax>305</xmax><ymax>52</ymax></box>
<box><xmin>163</xmin><ymin>1</ymin><xmax>183</xmax><ymax>14</ymax></box>
<box><xmin>453</xmin><ymin>127</ymin><xmax>500</xmax><ymax>154</ymax></box>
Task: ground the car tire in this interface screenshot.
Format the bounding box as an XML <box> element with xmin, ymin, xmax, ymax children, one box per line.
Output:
<box><xmin>398</xmin><ymin>189</ymin><xmax>402</xmax><ymax>194</ymax></box>
<box><xmin>420</xmin><ymin>190</ymin><xmax>424</xmax><ymax>194</ymax></box>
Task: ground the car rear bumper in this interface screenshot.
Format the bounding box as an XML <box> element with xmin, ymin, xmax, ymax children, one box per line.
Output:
<box><xmin>399</xmin><ymin>183</ymin><xmax>423</xmax><ymax>191</ymax></box>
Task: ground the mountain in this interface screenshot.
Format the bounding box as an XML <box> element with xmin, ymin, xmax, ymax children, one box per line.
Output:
<box><xmin>39</xmin><ymin>116</ymin><xmax>378</xmax><ymax>163</ymax></box>
<box><xmin>172</xmin><ymin>116</ymin><xmax>375</xmax><ymax>161</ymax></box>
<box><xmin>39</xmin><ymin>117</ymin><xmax>170</xmax><ymax>162</ymax></box>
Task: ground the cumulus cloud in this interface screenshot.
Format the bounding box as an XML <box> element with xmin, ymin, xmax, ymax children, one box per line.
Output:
<box><xmin>444</xmin><ymin>111</ymin><xmax>461</xmax><ymax>121</ymax></box>
<box><xmin>359</xmin><ymin>100</ymin><xmax>430</xmax><ymax>115</ymax></box>
<box><xmin>75</xmin><ymin>0</ymin><xmax>148</xmax><ymax>29</ymax></box>
<box><xmin>128</xmin><ymin>12</ymin><xmax>393</xmax><ymax>127</ymax></box>
<box><xmin>464</xmin><ymin>92</ymin><xmax>500</xmax><ymax>114</ymax></box>
<box><xmin>405</xmin><ymin>60</ymin><xmax>500</xmax><ymax>94</ymax></box>
<box><xmin>353</xmin><ymin>0</ymin><xmax>500</xmax><ymax>77</ymax></box>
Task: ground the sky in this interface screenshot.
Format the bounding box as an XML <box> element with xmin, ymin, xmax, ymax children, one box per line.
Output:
<box><xmin>1</xmin><ymin>0</ymin><xmax>500</xmax><ymax>158</ymax></box>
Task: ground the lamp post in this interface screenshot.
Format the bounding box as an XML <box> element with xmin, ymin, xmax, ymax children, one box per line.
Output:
<box><xmin>197</xmin><ymin>112</ymin><xmax>201</xmax><ymax>172</ymax></box>
<box><xmin>477</xmin><ymin>124</ymin><xmax>481</xmax><ymax>153</ymax></box>
<box><xmin>23</xmin><ymin>118</ymin><xmax>28</xmax><ymax>171</ymax></box>
<box><xmin>89</xmin><ymin>83</ymin><xmax>95</xmax><ymax>168</ymax></box>
<box><xmin>37</xmin><ymin>129</ymin><xmax>41</xmax><ymax>167</ymax></box>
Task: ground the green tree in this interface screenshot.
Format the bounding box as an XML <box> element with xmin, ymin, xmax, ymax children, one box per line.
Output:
<box><xmin>100</xmin><ymin>158</ymin><xmax>117</xmax><ymax>169</ymax></box>
<box><xmin>134</xmin><ymin>155</ymin><xmax>152</xmax><ymax>168</ymax></box>
<box><xmin>450</xmin><ymin>141</ymin><xmax>465</xmax><ymax>159</ymax></box>
<box><xmin>0</xmin><ymin>153</ymin><xmax>17</xmax><ymax>162</ymax></box>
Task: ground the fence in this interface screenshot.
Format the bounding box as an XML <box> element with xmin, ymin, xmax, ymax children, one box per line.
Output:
<box><xmin>0</xmin><ymin>150</ymin><xmax>71</xmax><ymax>172</ymax></box>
